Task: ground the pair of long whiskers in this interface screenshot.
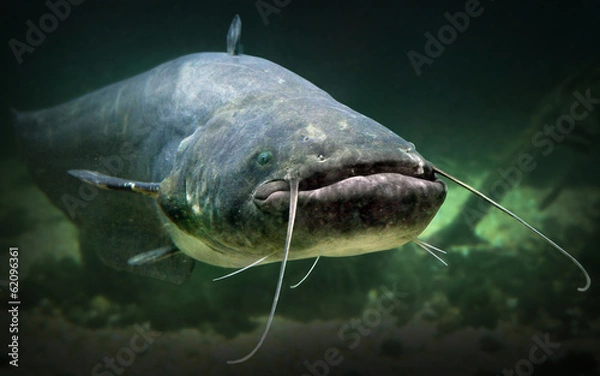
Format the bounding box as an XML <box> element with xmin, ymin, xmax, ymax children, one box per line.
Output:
<box><xmin>220</xmin><ymin>166</ymin><xmax>591</xmax><ymax>364</ymax></box>
<box><xmin>213</xmin><ymin>253</ymin><xmax>321</xmax><ymax>288</ymax></box>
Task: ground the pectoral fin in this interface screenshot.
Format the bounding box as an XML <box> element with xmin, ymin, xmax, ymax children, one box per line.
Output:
<box><xmin>68</xmin><ymin>170</ymin><xmax>160</xmax><ymax>198</ymax></box>
<box><xmin>127</xmin><ymin>246</ymin><xmax>182</xmax><ymax>266</ymax></box>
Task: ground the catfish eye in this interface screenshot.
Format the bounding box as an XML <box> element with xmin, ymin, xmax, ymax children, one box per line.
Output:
<box><xmin>256</xmin><ymin>151</ymin><xmax>273</xmax><ymax>166</ymax></box>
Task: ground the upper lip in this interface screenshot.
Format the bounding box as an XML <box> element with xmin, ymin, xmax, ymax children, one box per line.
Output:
<box><xmin>253</xmin><ymin>160</ymin><xmax>438</xmax><ymax>200</ymax></box>
<box><xmin>298</xmin><ymin>161</ymin><xmax>435</xmax><ymax>191</ymax></box>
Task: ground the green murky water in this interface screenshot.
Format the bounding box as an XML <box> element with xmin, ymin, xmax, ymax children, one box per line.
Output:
<box><xmin>1</xmin><ymin>1</ymin><xmax>599</xmax><ymax>375</ymax></box>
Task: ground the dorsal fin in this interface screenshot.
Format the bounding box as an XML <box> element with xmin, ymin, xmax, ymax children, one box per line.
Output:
<box><xmin>227</xmin><ymin>14</ymin><xmax>242</xmax><ymax>56</ymax></box>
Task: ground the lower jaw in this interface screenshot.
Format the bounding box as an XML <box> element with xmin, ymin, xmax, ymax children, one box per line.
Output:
<box><xmin>256</xmin><ymin>174</ymin><xmax>445</xmax><ymax>226</ymax></box>
<box><xmin>279</xmin><ymin>230</ymin><xmax>417</xmax><ymax>260</ymax></box>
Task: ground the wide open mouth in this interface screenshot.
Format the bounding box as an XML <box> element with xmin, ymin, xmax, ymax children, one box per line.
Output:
<box><xmin>253</xmin><ymin>161</ymin><xmax>447</xmax><ymax>215</ymax></box>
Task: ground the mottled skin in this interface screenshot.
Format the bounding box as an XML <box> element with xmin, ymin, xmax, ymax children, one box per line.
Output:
<box><xmin>15</xmin><ymin>52</ymin><xmax>446</xmax><ymax>282</ymax></box>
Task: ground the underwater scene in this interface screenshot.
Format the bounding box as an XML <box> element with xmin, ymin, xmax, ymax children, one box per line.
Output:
<box><xmin>1</xmin><ymin>0</ymin><xmax>599</xmax><ymax>375</ymax></box>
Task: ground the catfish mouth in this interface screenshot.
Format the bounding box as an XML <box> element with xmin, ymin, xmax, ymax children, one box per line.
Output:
<box><xmin>253</xmin><ymin>161</ymin><xmax>447</xmax><ymax>216</ymax></box>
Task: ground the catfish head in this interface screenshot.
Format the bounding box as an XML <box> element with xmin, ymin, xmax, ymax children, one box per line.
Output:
<box><xmin>156</xmin><ymin>94</ymin><xmax>447</xmax><ymax>268</ymax></box>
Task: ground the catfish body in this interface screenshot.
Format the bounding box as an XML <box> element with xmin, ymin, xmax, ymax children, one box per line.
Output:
<box><xmin>15</xmin><ymin>47</ymin><xmax>445</xmax><ymax>283</ymax></box>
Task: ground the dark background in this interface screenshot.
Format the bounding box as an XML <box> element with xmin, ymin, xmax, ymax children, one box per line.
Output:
<box><xmin>2</xmin><ymin>0</ymin><xmax>599</xmax><ymax>160</ymax></box>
